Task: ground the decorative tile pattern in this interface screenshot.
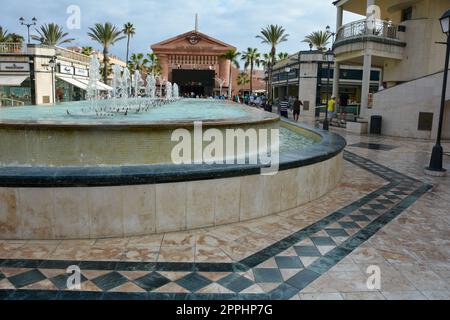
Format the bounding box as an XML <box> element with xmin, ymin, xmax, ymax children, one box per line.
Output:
<box><xmin>349</xmin><ymin>143</ymin><xmax>398</xmax><ymax>151</ymax></box>
<box><xmin>0</xmin><ymin>151</ymin><xmax>433</xmax><ymax>300</ymax></box>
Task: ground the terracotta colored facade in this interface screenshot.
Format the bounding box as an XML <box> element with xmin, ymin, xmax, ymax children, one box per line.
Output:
<box><xmin>151</xmin><ymin>30</ymin><xmax>236</xmax><ymax>96</ymax></box>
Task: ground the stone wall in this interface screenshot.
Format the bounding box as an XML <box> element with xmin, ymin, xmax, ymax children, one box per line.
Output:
<box><xmin>0</xmin><ymin>152</ymin><xmax>344</xmax><ymax>240</ymax></box>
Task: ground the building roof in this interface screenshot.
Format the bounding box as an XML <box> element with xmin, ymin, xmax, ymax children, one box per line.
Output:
<box><xmin>151</xmin><ymin>30</ymin><xmax>236</xmax><ymax>51</ymax></box>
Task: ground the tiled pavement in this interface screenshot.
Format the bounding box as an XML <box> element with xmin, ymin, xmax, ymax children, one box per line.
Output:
<box><xmin>0</xmin><ymin>131</ymin><xmax>449</xmax><ymax>300</ymax></box>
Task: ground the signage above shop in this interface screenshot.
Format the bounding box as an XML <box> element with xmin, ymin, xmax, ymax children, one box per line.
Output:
<box><xmin>59</xmin><ymin>64</ymin><xmax>74</xmax><ymax>75</ymax></box>
<box><xmin>0</xmin><ymin>62</ymin><xmax>30</xmax><ymax>72</ymax></box>
<box><xmin>74</xmin><ymin>67</ymin><xmax>89</xmax><ymax>77</ymax></box>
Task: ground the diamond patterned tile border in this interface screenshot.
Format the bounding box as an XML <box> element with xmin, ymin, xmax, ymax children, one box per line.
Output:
<box><xmin>0</xmin><ymin>151</ymin><xmax>432</xmax><ymax>300</ymax></box>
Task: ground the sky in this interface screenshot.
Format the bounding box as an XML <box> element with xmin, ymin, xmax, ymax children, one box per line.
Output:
<box><xmin>1</xmin><ymin>0</ymin><xmax>363</xmax><ymax>64</ymax></box>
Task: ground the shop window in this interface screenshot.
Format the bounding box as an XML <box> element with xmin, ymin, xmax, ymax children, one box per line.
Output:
<box><xmin>401</xmin><ymin>7</ymin><xmax>413</xmax><ymax>22</ymax></box>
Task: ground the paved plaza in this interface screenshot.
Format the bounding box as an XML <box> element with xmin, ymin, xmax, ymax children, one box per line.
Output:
<box><xmin>0</xmin><ymin>128</ymin><xmax>448</xmax><ymax>300</ymax></box>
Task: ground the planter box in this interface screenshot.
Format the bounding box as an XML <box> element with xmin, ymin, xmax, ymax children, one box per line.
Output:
<box><xmin>346</xmin><ymin>121</ymin><xmax>369</xmax><ymax>134</ymax></box>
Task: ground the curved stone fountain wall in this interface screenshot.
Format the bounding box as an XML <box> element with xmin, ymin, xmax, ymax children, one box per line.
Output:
<box><xmin>0</xmin><ymin>121</ymin><xmax>346</xmax><ymax>240</ymax></box>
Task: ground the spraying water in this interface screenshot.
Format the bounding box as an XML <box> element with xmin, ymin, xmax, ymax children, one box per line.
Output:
<box><xmin>146</xmin><ymin>74</ymin><xmax>156</xmax><ymax>99</ymax></box>
<box><xmin>132</xmin><ymin>70</ymin><xmax>144</xmax><ymax>98</ymax></box>
<box><xmin>86</xmin><ymin>55</ymin><xmax>101</xmax><ymax>101</ymax></box>
<box><xmin>165</xmin><ymin>81</ymin><xmax>172</xmax><ymax>99</ymax></box>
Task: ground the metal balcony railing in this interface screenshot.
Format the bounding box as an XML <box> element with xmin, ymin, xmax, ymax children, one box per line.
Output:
<box><xmin>0</xmin><ymin>98</ymin><xmax>26</xmax><ymax>107</ymax></box>
<box><xmin>0</xmin><ymin>43</ymin><xmax>25</xmax><ymax>54</ymax></box>
<box><xmin>55</xmin><ymin>46</ymin><xmax>90</xmax><ymax>64</ymax></box>
<box><xmin>335</xmin><ymin>19</ymin><xmax>400</xmax><ymax>43</ymax></box>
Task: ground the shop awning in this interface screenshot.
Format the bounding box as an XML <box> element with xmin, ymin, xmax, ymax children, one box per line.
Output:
<box><xmin>95</xmin><ymin>81</ymin><xmax>113</xmax><ymax>91</ymax></box>
<box><xmin>57</xmin><ymin>76</ymin><xmax>88</xmax><ymax>90</ymax></box>
<box><xmin>0</xmin><ymin>75</ymin><xmax>28</xmax><ymax>86</ymax></box>
<box><xmin>76</xmin><ymin>79</ymin><xmax>113</xmax><ymax>91</ymax></box>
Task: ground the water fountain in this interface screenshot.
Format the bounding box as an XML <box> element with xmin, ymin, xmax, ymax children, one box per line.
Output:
<box><xmin>146</xmin><ymin>74</ymin><xmax>156</xmax><ymax>99</ymax></box>
<box><xmin>165</xmin><ymin>81</ymin><xmax>172</xmax><ymax>99</ymax></box>
<box><xmin>86</xmin><ymin>55</ymin><xmax>101</xmax><ymax>101</ymax></box>
<box><xmin>155</xmin><ymin>75</ymin><xmax>164</xmax><ymax>97</ymax></box>
<box><xmin>132</xmin><ymin>70</ymin><xmax>144</xmax><ymax>98</ymax></box>
<box><xmin>173</xmin><ymin>83</ymin><xmax>179</xmax><ymax>99</ymax></box>
<box><xmin>112</xmin><ymin>64</ymin><xmax>123</xmax><ymax>99</ymax></box>
<box><xmin>0</xmin><ymin>50</ymin><xmax>345</xmax><ymax>240</ymax></box>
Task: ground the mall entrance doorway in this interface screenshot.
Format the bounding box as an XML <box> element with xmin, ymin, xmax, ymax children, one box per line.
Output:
<box><xmin>172</xmin><ymin>69</ymin><xmax>215</xmax><ymax>97</ymax></box>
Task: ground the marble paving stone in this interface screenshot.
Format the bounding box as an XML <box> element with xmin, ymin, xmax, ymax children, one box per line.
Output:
<box><xmin>175</xmin><ymin>273</ymin><xmax>212</xmax><ymax>292</ymax></box>
<box><xmin>217</xmin><ymin>273</ymin><xmax>254</xmax><ymax>293</ymax></box>
<box><xmin>381</xmin><ymin>291</ymin><xmax>427</xmax><ymax>300</ymax></box>
<box><xmin>0</xmin><ymin>136</ymin><xmax>448</xmax><ymax>300</ymax></box>
<box><xmin>134</xmin><ymin>272</ymin><xmax>171</xmax><ymax>291</ymax></box>
<box><xmin>299</xmin><ymin>293</ymin><xmax>343</xmax><ymax>300</ymax></box>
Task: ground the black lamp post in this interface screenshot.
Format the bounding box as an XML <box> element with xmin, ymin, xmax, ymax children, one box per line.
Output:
<box><xmin>326</xmin><ymin>25</ymin><xmax>336</xmax><ymax>45</ymax></box>
<box><xmin>323</xmin><ymin>49</ymin><xmax>334</xmax><ymax>131</ymax></box>
<box><xmin>264</xmin><ymin>69</ymin><xmax>269</xmax><ymax>97</ymax></box>
<box><xmin>48</xmin><ymin>56</ymin><xmax>57</xmax><ymax>104</ymax></box>
<box><xmin>426</xmin><ymin>9</ymin><xmax>450</xmax><ymax>175</ymax></box>
<box><xmin>19</xmin><ymin>17</ymin><xmax>37</xmax><ymax>44</ymax></box>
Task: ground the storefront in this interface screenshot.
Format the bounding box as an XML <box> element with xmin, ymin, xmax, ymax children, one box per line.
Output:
<box><xmin>0</xmin><ymin>62</ymin><xmax>32</xmax><ymax>106</ymax></box>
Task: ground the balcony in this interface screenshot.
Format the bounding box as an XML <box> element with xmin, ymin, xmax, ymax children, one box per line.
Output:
<box><xmin>333</xmin><ymin>19</ymin><xmax>406</xmax><ymax>63</ymax></box>
<box><xmin>55</xmin><ymin>47</ymin><xmax>90</xmax><ymax>64</ymax></box>
<box><xmin>0</xmin><ymin>43</ymin><xmax>26</xmax><ymax>54</ymax></box>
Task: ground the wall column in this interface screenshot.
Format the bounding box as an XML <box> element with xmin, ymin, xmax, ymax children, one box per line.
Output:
<box><xmin>332</xmin><ymin>63</ymin><xmax>340</xmax><ymax>99</ymax></box>
<box><xmin>360</xmin><ymin>53</ymin><xmax>372</xmax><ymax>117</ymax></box>
<box><xmin>332</xmin><ymin>5</ymin><xmax>343</xmax><ymax>99</ymax></box>
<box><xmin>158</xmin><ymin>54</ymin><xmax>169</xmax><ymax>81</ymax></box>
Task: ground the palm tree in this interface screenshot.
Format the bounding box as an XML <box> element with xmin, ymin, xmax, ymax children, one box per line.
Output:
<box><xmin>220</xmin><ymin>49</ymin><xmax>240</xmax><ymax>98</ymax></box>
<box><xmin>241</xmin><ymin>48</ymin><xmax>261</xmax><ymax>96</ymax></box>
<box><xmin>81</xmin><ymin>46</ymin><xmax>94</xmax><ymax>56</ymax></box>
<box><xmin>146</xmin><ymin>53</ymin><xmax>161</xmax><ymax>75</ymax></box>
<box><xmin>302</xmin><ymin>31</ymin><xmax>331</xmax><ymax>52</ymax></box>
<box><xmin>7</xmin><ymin>33</ymin><xmax>24</xmax><ymax>43</ymax></box>
<box><xmin>88</xmin><ymin>22</ymin><xmax>125</xmax><ymax>83</ymax></box>
<box><xmin>32</xmin><ymin>23</ymin><xmax>74</xmax><ymax>46</ymax></box>
<box><xmin>256</xmin><ymin>25</ymin><xmax>289</xmax><ymax>100</ymax></box>
<box><xmin>0</xmin><ymin>27</ymin><xmax>9</xmax><ymax>42</ymax></box>
<box><xmin>128</xmin><ymin>53</ymin><xmax>147</xmax><ymax>75</ymax></box>
<box><xmin>123</xmin><ymin>22</ymin><xmax>135</xmax><ymax>64</ymax></box>
<box><xmin>237</xmin><ymin>72</ymin><xmax>250</xmax><ymax>96</ymax></box>
<box><xmin>277</xmin><ymin>52</ymin><xmax>289</xmax><ymax>62</ymax></box>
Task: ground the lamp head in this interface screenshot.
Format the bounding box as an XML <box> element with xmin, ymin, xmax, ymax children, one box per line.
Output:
<box><xmin>440</xmin><ymin>9</ymin><xmax>450</xmax><ymax>35</ymax></box>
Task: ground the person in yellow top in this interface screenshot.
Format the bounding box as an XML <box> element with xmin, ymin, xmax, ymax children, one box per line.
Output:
<box><xmin>327</xmin><ymin>96</ymin><xmax>336</xmax><ymax>122</ymax></box>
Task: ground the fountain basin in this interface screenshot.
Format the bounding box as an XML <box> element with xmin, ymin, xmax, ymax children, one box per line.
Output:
<box><xmin>0</xmin><ymin>101</ymin><xmax>346</xmax><ymax>240</ymax></box>
<box><xmin>0</xmin><ymin>100</ymin><xmax>280</xmax><ymax>166</ymax></box>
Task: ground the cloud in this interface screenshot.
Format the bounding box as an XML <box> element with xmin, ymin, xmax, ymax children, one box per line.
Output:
<box><xmin>1</xmin><ymin>0</ymin><xmax>363</xmax><ymax>61</ymax></box>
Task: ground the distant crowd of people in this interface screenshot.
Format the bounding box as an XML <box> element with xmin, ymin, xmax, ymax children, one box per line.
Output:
<box><xmin>180</xmin><ymin>91</ymin><xmax>348</xmax><ymax>125</ymax></box>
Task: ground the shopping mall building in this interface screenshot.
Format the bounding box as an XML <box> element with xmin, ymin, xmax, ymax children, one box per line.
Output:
<box><xmin>271</xmin><ymin>50</ymin><xmax>382</xmax><ymax>123</ymax></box>
<box><xmin>151</xmin><ymin>28</ymin><xmax>265</xmax><ymax>97</ymax></box>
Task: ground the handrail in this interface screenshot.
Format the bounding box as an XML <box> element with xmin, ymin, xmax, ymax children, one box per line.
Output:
<box><xmin>0</xmin><ymin>42</ymin><xmax>25</xmax><ymax>54</ymax></box>
<box><xmin>0</xmin><ymin>97</ymin><xmax>26</xmax><ymax>107</ymax></box>
<box><xmin>55</xmin><ymin>46</ymin><xmax>90</xmax><ymax>64</ymax></box>
<box><xmin>335</xmin><ymin>19</ymin><xmax>400</xmax><ymax>42</ymax></box>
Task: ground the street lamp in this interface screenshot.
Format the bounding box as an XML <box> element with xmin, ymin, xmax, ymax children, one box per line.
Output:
<box><xmin>19</xmin><ymin>17</ymin><xmax>37</xmax><ymax>44</ymax></box>
<box><xmin>48</xmin><ymin>56</ymin><xmax>57</xmax><ymax>104</ymax></box>
<box><xmin>326</xmin><ymin>25</ymin><xmax>336</xmax><ymax>46</ymax></box>
<box><xmin>425</xmin><ymin>9</ymin><xmax>450</xmax><ymax>176</ymax></box>
<box><xmin>264</xmin><ymin>69</ymin><xmax>269</xmax><ymax>98</ymax></box>
<box><xmin>285</xmin><ymin>67</ymin><xmax>291</xmax><ymax>100</ymax></box>
<box><xmin>322</xmin><ymin>49</ymin><xmax>334</xmax><ymax>131</ymax></box>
